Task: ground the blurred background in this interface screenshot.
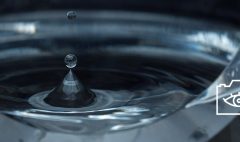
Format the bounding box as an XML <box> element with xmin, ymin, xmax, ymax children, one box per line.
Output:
<box><xmin>0</xmin><ymin>0</ymin><xmax>240</xmax><ymax>25</ymax></box>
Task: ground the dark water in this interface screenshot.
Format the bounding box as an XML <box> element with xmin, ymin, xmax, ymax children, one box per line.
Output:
<box><xmin>0</xmin><ymin>11</ymin><xmax>234</xmax><ymax>133</ymax></box>
<box><xmin>0</xmin><ymin>40</ymin><xmax>226</xmax><ymax>133</ymax></box>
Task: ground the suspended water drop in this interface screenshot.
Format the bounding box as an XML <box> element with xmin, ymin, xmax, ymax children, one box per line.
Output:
<box><xmin>67</xmin><ymin>11</ymin><xmax>77</xmax><ymax>20</ymax></box>
<box><xmin>65</xmin><ymin>54</ymin><xmax>77</xmax><ymax>68</ymax></box>
<box><xmin>44</xmin><ymin>54</ymin><xmax>95</xmax><ymax>108</ymax></box>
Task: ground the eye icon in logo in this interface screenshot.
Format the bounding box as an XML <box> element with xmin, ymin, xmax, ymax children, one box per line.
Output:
<box><xmin>223</xmin><ymin>92</ymin><xmax>240</xmax><ymax>107</ymax></box>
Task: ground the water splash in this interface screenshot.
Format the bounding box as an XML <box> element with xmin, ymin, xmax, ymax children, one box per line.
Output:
<box><xmin>44</xmin><ymin>54</ymin><xmax>95</xmax><ymax>108</ymax></box>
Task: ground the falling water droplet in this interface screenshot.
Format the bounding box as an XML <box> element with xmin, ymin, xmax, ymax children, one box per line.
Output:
<box><xmin>67</xmin><ymin>11</ymin><xmax>77</xmax><ymax>20</ymax></box>
<box><xmin>65</xmin><ymin>54</ymin><xmax>77</xmax><ymax>68</ymax></box>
